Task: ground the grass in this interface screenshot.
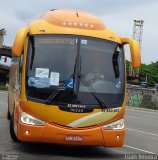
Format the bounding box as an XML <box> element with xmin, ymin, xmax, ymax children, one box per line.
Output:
<box><xmin>0</xmin><ymin>85</ymin><xmax>8</xmax><ymax>91</ymax></box>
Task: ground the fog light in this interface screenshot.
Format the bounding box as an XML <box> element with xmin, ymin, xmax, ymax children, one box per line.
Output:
<box><xmin>116</xmin><ymin>135</ymin><xmax>120</xmax><ymax>139</ymax></box>
<box><xmin>25</xmin><ymin>130</ymin><xmax>30</xmax><ymax>135</ymax></box>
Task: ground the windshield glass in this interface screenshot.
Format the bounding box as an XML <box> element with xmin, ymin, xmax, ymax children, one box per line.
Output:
<box><xmin>26</xmin><ymin>35</ymin><xmax>125</xmax><ymax>108</ymax></box>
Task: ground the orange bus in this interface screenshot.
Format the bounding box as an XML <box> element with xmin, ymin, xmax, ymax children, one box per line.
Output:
<box><xmin>8</xmin><ymin>9</ymin><xmax>141</xmax><ymax>147</ymax></box>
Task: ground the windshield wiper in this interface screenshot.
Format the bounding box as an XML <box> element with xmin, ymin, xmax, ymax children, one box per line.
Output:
<box><xmin>80</xmin><ymin>76</ymin><xmax>108</xmax><ymax>109</ymax></box>
<box><xmin>45</xmin><ymin>40</ymin><xmax>80</xmax><ymax>105</ymax></box>
<box><xmin>67</xmin><ymin>41</ymin><xmax>81</xmax><ymax>94</ymax></box>
<box><xmin>45</xmin><ymin>90</ymin><xmax>60</xmax><ymax>104</ymax></box>
<box><xmin>73</xmin><ymin>40</ymin><xmax>81</xmax><ymax>94</ymax></box>
<box><xmin>77</xmin><ymin>52</ymin><xmax>107</xmax><ymax>109</ymax></box>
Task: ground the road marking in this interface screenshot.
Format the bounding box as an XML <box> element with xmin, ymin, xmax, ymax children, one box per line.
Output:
<box><xmin>0</xmin><ymin>91</ymin><xmax>8</xmax><ymax>94</ymax></box>
<box><xmin>125</xmin><ymin>115</ymin><xmax>137</xmax><ymax>118</ymax></box>
<box><xmin>127</xmin><ymin>128</ymin><xmax>158</xmax><ymax>137</ymax></box>
<box><xmin>0</xmin><ymin>112</ymin><xmax>6</xmax><ymax>115</ymax></box>
<box><xmin>140</xmin><ymin>114</ymin><xmax>158</xmax><ymax>119</ymax></box>
<box><xmin>125</xmin><ymin>114</ymin><xmax>158</xmax><ymax>119</ymax></box>
<box><xmin>124</xmin><ymin>145</ymin><xmax>156</xmax><ymax>154</ymax></box>
<box><xmin>126</xmin><ymin>108</ymin><xmax>158</xmax><ymax>115</ymax></box>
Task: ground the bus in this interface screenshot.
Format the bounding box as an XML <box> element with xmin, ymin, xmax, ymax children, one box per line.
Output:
<box><xmin>8</xmin><ymin>9</ymin><xmax>141</xmax><ymax>147</ymax></box>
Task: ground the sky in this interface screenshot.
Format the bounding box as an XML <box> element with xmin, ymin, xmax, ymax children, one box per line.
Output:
<box><xmin>0</xmin><ymin>0</ymin><xmax>158</xmax><ymax>64</ymax></box>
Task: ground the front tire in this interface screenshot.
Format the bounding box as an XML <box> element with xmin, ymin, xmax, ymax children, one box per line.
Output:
<box><xmin>10</xmin><ymin>113</ymin><xmax>19</xmax><ymax>142</ymax></box>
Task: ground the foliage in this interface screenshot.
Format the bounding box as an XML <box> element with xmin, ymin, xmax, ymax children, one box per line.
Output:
<box><xmin>126</xmin><ymin>60</ymin><xmax>131</xmax><ymax>76</ymax></box>
<box><xmin>0</xmin><ymin>28</ymin><xmax>6</xmax><ymax>36</ymax></box>
<box><xmin>0</xmin><ymin>85</ymin><xmax>8</xmax><ymax>91</ymax></box>
<box><xmin>126</xmin><ymin>60</ymin><xmax>158</xmax><ymax>85</ymax></box>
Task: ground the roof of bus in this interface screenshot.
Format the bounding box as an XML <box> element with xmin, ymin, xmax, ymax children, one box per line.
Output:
<box><xmin>28</xmin><ymin>9</ymin><xmax>121</xmax><ymax>43</ymax></box>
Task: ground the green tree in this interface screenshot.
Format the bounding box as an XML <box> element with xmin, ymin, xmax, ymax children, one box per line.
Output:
<box><xmin>126</xmin><ymin>61</ymin><xmax>158</xmax><ymax>85</ymax></box>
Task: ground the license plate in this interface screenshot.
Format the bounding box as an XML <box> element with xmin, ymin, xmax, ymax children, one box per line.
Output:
<box><xmin>65</xmin><ymin>135</ymin><xmax>83</xmax><ymax>141</ymax></box>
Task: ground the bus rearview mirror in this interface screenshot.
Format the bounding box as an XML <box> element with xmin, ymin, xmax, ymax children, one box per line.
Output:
<box><xmin>12</xmin><ymin>28</ymin><xmax>28</xmax><ymax>57</ymax></box>
<box><xmin>121</xmin><ymin>37</ymin><xmax>141</xmax><ymax>69</ymax></box>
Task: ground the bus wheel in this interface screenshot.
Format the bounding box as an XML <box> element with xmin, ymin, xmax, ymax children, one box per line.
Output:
<box><xmin>10</xmin><ymin>113</ymin><xmax>19</xmax><ymax>142</ymax></box>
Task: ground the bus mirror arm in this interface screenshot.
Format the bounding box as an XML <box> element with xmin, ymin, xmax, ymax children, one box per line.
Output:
<box><xmin>12</xmin><ymin>27</ymin><xmax>28</xmax><ymax>57</ymax></box>
<box><xmin>121</xmin><ymin>37</ymin><xmax>141</xmax><ymax>69</ymax></box>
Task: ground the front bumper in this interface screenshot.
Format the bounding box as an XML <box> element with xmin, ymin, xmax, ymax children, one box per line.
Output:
<box><xmin>17</xmin><ymin>121</ymin><xmax>126</xmax><ymax>147</ymax></box>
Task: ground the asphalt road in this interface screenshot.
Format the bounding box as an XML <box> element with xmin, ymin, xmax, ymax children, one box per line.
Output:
<box><xmin>0</xmin><ymin>91</ymin><xmax>158</xmax><ymax>160</ymax></box>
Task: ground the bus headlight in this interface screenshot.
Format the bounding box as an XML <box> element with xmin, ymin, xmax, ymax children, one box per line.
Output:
<box><xmin>103</xmin><ymin>118</ymin><xmax>124</xmax><ymax>130</ymax></box>
<box><xmin>20</xmin><ymin>112</ymin><xmax>46</xmax><ymax>126</ymax></box>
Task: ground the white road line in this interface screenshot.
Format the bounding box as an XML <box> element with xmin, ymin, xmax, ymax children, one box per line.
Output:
<box><xmin>0</xmin><ymin>112</ymin><xmax>6</xmax><ymax>115</ymax></box>
<box><xmin>125</xmin><ymin>115</ymin><xmax>137</xmax><ymax>119</ymax></box>
<box><xmin>0</xmin><ymin>91</ymin><xmax>8</xmax><ymax>94</ymax></box>
<box><xmin>125</xmin><ymin>114</ymin><xmax>158</xmax><ymax>119</ymax></box>
<box><xmin>127</xmin><ymin>128</ymin><xmax>158</xmax><ymax>137</ymax></box>
<box><xmin>140</xmin><ymin>114</ymin><xmax>158</xmax><ymax>119</ymax></box>
<box><xmin>124</xmin><ymin>145</ymin><xmax>156</xmax><ymax>154</ymax></box>
<box><xmin>126</xmin><ymin>108</ymin><xmax>158</xmax><ymax>115</ymax></box>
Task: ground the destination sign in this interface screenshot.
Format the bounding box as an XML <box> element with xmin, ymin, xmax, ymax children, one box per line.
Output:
<box><xmin>36</xmin><ymin>38</ymin><xmax>75</xmax><ymax>45</ymax></box>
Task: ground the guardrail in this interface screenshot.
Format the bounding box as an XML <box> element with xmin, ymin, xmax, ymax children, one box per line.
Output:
<box><xmin>127</xmin><ymin>86</ymin><xmax>158</xmax><ymax>110</ymax></box>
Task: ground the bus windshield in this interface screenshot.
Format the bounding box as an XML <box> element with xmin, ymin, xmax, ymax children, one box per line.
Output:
<box><xmin>26</xmin><ymin>35</ymin><xmax>125</xmax><ymax>108</ymax></box>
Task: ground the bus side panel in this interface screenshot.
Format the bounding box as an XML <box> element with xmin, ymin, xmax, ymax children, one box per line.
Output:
<box><xmin>8</xmin><ymin>63</ymin><xmax>18</xmax><ymax>115</ymax></box>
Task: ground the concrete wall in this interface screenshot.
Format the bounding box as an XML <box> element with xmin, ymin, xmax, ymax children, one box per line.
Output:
<box><xmin>127</xmin><ymin>87</ymin><xmax>158</xmax><ymax>110</ymax></box>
